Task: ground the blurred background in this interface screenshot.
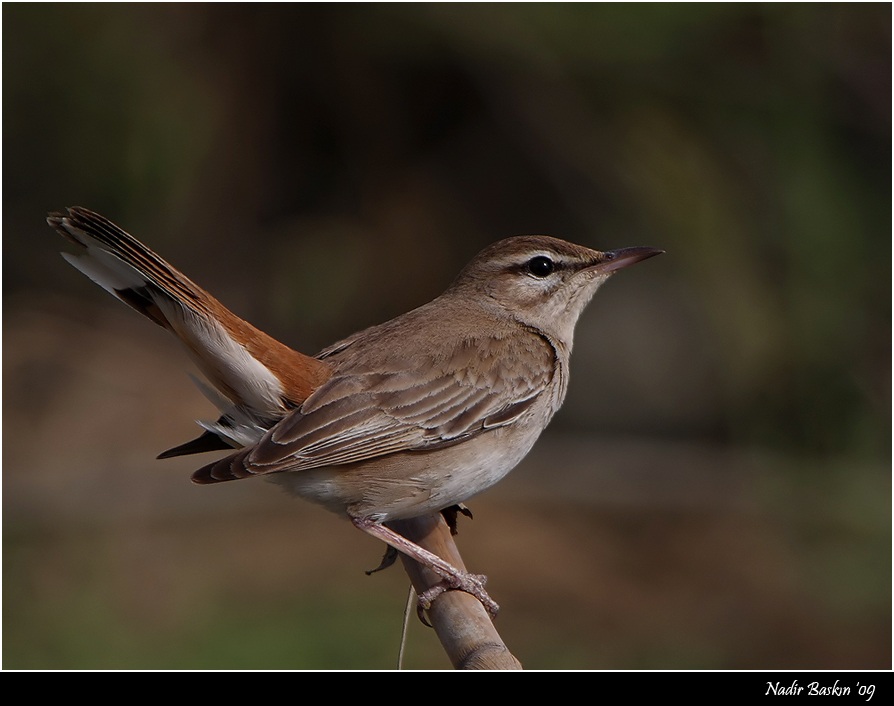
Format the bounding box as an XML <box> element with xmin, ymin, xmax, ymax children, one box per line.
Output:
<box><xmin>3</xmin><ymin>3</ymin><xmax>890</xmax><ymax>669</ymax></box>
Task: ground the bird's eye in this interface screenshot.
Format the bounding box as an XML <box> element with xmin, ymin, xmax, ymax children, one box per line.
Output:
<box><xmin>525</xmin><ymin>255</ymin><xmax>555</xmax><ymax>278</ymax></box>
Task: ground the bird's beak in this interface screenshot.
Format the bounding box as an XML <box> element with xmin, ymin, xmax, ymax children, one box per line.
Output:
<box><xmin>588</xmin><ymin>246</ymin><xmax>664</xmax><ymax>275</ymax></box>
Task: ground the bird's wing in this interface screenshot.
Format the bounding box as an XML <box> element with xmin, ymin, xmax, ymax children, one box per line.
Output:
<box><xmin>192</xmin><ymin>331</ymin><xmax>558</xmax><ymax>483</ymax></box>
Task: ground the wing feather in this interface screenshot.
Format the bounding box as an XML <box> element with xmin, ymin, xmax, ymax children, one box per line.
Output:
<box><xmin>192</xmin><ymin>320</ymin><xmax>559</xmax><ymax>483</ymax></box>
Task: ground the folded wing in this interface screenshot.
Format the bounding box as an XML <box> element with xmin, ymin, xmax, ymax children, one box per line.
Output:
<box><xmin>193</xmin><ymin>331</ymin><xmax>557</xmax><ymax>482</ymax></box>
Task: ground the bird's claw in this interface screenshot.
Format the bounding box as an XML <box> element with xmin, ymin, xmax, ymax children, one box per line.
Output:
<box><xmin>415</xmin><ymin>571</ymin><xmax>499</xmax><ymax>625</ymax></box>
<box><xmin>365</xmin><ymin>546</ymin><xmax>399</xmax><ymax>575</ymax></box>
<box><xmin>440</xmin><ymin>504</ymin><xmax>474</xmax><ymax>535</ymax></box>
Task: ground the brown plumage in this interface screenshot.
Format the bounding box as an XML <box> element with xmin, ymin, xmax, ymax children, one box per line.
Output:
<box><xmin>48</xmin><ymin>206</ymin><xmax>662</xmax><ymax>616</ymax></box>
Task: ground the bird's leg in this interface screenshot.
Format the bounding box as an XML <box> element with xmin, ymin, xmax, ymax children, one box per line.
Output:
<box><xmin>351</xmin><ymin>516</ymin><xmax>499</xmax><ymax>618</ymax></box>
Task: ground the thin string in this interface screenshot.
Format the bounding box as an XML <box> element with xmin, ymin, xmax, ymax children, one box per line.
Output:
<box><xmin>397</xmin><ymin>584</ymin><xmax>415</xmax><ymax>669</ymax></box>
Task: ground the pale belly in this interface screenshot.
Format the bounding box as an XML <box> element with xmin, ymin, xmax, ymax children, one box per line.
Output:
<box><xmin>269</xmin><ymin>424</ymin><xmax>544</xmax><ymax>522</ymax></box>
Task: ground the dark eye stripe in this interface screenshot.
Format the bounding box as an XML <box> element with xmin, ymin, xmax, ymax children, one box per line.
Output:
<box><xmin>504</xmin><ymin>254</ymin><xmax>573</xmax><ymax>278</ymax></box>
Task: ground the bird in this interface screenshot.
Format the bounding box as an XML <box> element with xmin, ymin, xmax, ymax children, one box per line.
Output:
<box><xmin>47</xmin><ymin>206</ymin><xmax>662</xmax><ymax>617</ymax></box>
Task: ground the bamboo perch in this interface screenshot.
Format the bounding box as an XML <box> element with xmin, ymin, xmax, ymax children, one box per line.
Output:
<box><xmin>388</xmin><ymin>514</ymin><xmax>523</xmax><ymax>670</ymax></box>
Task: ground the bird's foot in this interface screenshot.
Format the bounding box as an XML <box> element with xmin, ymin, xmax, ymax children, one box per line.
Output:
<box><xmin>365</xmin><ymin>546</ymin><xmax>399</xmax><ymax>575</ymax></box>
<box><xmin>440</xmin><ymin>503</ymin><xmax>473</xmax><ymax>535</ymax></box>
<box><xmin>416</xmin><ymin>570</ymin><xmax>499</xmax><ymax>623</ymax></box>
<box><xmin>352</xmin><ymin>516</ymin><xmax>499</xmax><ymax>621</ymax></box>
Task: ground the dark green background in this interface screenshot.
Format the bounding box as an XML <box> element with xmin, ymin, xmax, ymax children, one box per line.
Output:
<box><xmin>3</xmin><ymin>3</ymin><xmax>890</xmax><ymax>669</ymax></box>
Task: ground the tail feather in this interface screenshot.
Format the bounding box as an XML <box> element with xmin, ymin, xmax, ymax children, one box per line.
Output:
<box><xmin>157</xmin><ymin>430</ymin><xmax>234</xmax><ymax>459</ymax></box>
<box><xmin>48</xmin><ymin>208</ymin><xmax>213</xmax><ymax>325</ymax></box>
<box><xmin>49</xmin><ymin>207</ymin><xmax>334</xmax><ymax>456</ymax></box>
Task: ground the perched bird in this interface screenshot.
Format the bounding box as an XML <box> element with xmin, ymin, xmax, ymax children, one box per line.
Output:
<box><xmin>48</xmin><ymin>207</ymin><xmax>662</xmax><ymax>616</ymax></box>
